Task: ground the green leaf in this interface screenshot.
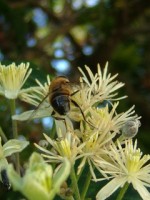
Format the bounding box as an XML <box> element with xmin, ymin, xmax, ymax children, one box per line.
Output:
<box><xmin>3</xmin><ymin>139</ymin><xmax>29</xmax><ymax>157</ymax></box>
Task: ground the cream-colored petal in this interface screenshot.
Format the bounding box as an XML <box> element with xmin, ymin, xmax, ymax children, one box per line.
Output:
<box><xmin>96</xmin><ymin>177</ymin><xmax>126</xmax><ymax>200</ymax></box>
<box><xmin>12</xmin><ymin>107</ymin><xmax>52</xmax><ymax>121</ymax></box>
<box><xmin>132</xmin><ymin>179</ymin><xmax>150</xmax><ymax>200</ymax></box>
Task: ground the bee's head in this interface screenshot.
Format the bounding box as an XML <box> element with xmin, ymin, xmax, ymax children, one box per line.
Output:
<box><xmin>55</xmin><ymin>76</ymin><xmax>70</xmax><ymax>84</ymax></box>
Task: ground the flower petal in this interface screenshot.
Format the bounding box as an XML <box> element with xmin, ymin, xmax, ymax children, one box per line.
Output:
<box><xmin>3</xmin><ymin>139</ymin><xmax>29</xmax><ymax>157</ymax></box>
<box><xmin>132</xmin><ymin>179</ymin><xmax>150</xmax><ymax>200</ymax></box>
<box><xmin>96</xmin><ymin>177</ymin><xmax>126</xmax><ymax>200</ymax></box>
<box><xmin>12</xmin><ymin>107</ymin><xmax>52</xmax><ymax>121</ymax></box>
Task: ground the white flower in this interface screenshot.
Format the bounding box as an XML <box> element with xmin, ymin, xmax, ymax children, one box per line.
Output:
<box><xmin>35</xmin><ymin>130</ymin><xmax>85</xmax><ymax>166</ymax></box>
<box><xmin>76</xmin><ymin>62</ymin><xmax>127</xmax><ymax>112</ymax></box>
<box><xmin>96</xmin><ymin>139</ymin><xmax>150</xmax><ymax>200</ymax></box>
<box><xmin>75</xmin><ymin>99</ymin><xmax>140</xmax><ymax>180</ymax></box>
<box><xmin>76</xmin><ymin>129</ymin><xmax>115</xmax><ymax>180</ymax></box>
<box><xmin>0</xmin><ymin>62</ymin><xmax>32</xmax><ymax>99</ymax></box>
<box><xmin>88</xmin><ymin>102</ymin><xmax>140</xmax><ymax>134</ymax></box>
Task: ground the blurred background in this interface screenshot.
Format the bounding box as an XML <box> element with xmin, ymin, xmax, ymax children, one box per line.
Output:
<box><xmin>0</xmin><ymin>0</ymin><xmax>150</xmax><ymax>199</ymax></box>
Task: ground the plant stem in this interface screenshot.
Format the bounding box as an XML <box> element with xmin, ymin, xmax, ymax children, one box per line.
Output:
<box><xmin>0</xmin><ymin>127</ymin><xmax>8</xmax><ymax>142</ymax></box>
<box><xmin>116</xmin><ymin>182</ymin><xmax>129</xmax><ymax>200</ymax></box>
<box><xmin>81</xmin><ymin>171</ymin><xmax>91</xmax><ymax>200</ymax></box>
<box><xmin>9</xmin><ymin>99</ymin><xmax>20</xmax><ymax>174</ymax></box>
<box><xmin>77</xmin><ymin>159</ymin><xmax>86</xmax><ymax>182</ymax></box>
<box><xmin>70</xmin><ymin>166</ymin><xmax>81</xmax><ymax>200</ymax></box>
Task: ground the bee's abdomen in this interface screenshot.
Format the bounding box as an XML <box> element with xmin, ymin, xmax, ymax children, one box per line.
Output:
<box><xmin>51</xmin><ymin>95</ymin><xmax>70</xmax><ymax>115</ymax></box>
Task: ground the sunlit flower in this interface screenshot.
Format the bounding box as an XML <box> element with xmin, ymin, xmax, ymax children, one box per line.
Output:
<box><xmin>7</xmin><ymin>153</ymin><xmax>71</xmax><ymax>200</ymax></box>
<box><xmin>76</xmin><ymin>129</ymin><xmax>115</xmax><ymax>180</ymax></box>
<box><xmin>88</xmin><ymin>102</ymin><xmax>140</xmax><ymax>134</ymax></box>
<box><xmin>75</xmin><ymin>62</ymin><xmax>127</xmax><ymax>113</ymax></box>
<box><xmin>96</xmin><ymin>139</ymin><xmax>150</xmax><ymax>200</ymax></box>
<box><xmin>74</xmin><ymin>100</ymin><xmax>140</xmax><ymax>179</ymax></box>
<box><xmin>0</xmin><ymin>62</ymin><xmax>32</xmax><ymax>99</ymax></box>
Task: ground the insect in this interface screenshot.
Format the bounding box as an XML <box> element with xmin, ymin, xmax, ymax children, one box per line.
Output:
<box><xmin>49</xmin><ymin>76</ymin><xmax>72</xmax><ymax>116</ymax></box>
<box><xmin>31</xmin><ymin>76</ymin><xmax>94</xmax><ymax>128</ymax></box>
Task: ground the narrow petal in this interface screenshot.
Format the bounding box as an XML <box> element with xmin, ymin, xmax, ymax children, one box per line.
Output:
<box><xmin>133</xmin><ymin>179</ymin><xmax>150</xmax><ymax>200</ymax></box>
<box><xmin>96</xmin><ymin>177</ymin><xmax>126</xmax><ymax>200</ymax></box>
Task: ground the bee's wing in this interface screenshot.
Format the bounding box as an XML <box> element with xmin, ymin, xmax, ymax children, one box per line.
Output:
<box><xmin>28</xmin><ymin>92</ymin><xmax>51</xmax><ymax>121</ymax></box>
<box><xmin>68</xmin><ymin>81</ymin><xmax>88</xmax><ymax>98</ymax></box>
<box><xmin>68</xmin><ymin>81</ymin><xmax>86</xmax><ymax>93</ymax></box>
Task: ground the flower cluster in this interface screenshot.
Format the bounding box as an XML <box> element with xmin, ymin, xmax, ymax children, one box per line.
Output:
<box><xmin>1</xmin><ymin>61</ymin><xmax>149</xmax><ymax>200</ymax></box>
<box><xmin>0</xmin><ymin>62</ymin><xmax>71</xmax><ymax>200</ymax></box>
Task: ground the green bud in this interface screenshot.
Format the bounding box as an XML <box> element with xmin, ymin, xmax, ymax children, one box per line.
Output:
<box><xmin>8</xmin><ymin>153</ymin><xmax>71</xmax><ymax>200</ymax></box>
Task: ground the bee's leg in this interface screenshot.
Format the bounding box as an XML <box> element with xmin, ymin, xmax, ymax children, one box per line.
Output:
<box><xmin>70</xmin><ymin>90</ymin><xmax>80</xmax><ymax>97</ymax></box>
<box><xmin>28</xmin><ymin>93</ymin><xmax>50</xmax><ymax>121</ymax></box>
<box><xmin>51</xmin><ymin>110</ymin><xmax>63</xmax><ymax>120</ymax></box>
<box><xmin>51</xmin><ymin>111</ymin><xmax>69</xmax><ymax>131</ymax></box>
<box><xmin>51</xmin><ymin>110</ymin><xmax>67</xmax><ymax>125</ymax></box>
<box><xmin>71</xmin><ymin>99</ymin><xmax>95</xmax><ymax>129</ymax></box>
<box><xmin>45</xmin><ymin>104</ymin><xmax>51</xmax><ymax>108</ymax></box>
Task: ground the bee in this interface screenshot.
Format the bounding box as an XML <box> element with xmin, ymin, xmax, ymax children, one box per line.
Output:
<box><xmin>31</xmin><ymin>76</ymin><xmax>94</xmax><ymax>128</ymax></box>
<box><xmin>49</xmin><ymin>76</ymin><xmax>72</xmax><ymax>116</ymax></box>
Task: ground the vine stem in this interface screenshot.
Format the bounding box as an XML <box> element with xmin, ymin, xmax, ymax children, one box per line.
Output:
<box><xmin>0</xmin><ymin>127</ymin><xmax>8</xmax><ymax>142</ymax></box>
<box><xmin>9</xmin><ymin>99</ymin><xmax>20</xmax><ymax>174</ymax></box>
<box><xmin>70</xmin><ymin>166</ymin><xmax>81</xmax><ymax>200</ymax></box>
<box><xmin>116</xmin><ymin>182</ymin><xmax>129</xmax><ymax>200</ymax></box>
<box><xmin>81</xmin><ymin>171</ymin><xmax>91</xmax><ymax>200</ymax></box>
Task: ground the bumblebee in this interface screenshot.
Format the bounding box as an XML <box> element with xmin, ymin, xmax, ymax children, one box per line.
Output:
<box><xmin>30</xmin><ymin>76</ymin><xmax>94</xmax><ymax>128</ymax></box>
<box><xmin>49</xmin><ymin>76</ymin><xmax>72</xmax><ymax>116</ymax></box>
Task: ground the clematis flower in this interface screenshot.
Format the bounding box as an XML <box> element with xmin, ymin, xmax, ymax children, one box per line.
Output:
<box><xmin>96</xmin><ymin>139</ymin><xmax>150</xmax><ymax>200</ymax></box>
<box><xmin>74</xmin><ymin>101</ymin><xmax>140</xmax><ymax>178</ymax></box>
<box><xmin>76</xmin><ymin>62</ymin><xmax>127</xmax><ymax>113</ymax></box>
<box><xmin>35</xmin><ymin>130</ymin><xmax>85</xmax><ymax>166</ymax></box>
<box><xmin>0</xmin><ymin>62</ymin><xmax>32</xmax><ymax>99</ymax></box>
<box><xmin>87</xmin><ymin>102</ymin><xmax>140</xmax><ymax>134</ymax></box>
<box><xmin>7</xmin><ymin>152</ymin><xmax>71</xmax><ymax>200</ymax></box>
<box><xmin>34</xmin><ymin>100</ymin><xmax>141</xmax><ymax>181</ymax></box>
